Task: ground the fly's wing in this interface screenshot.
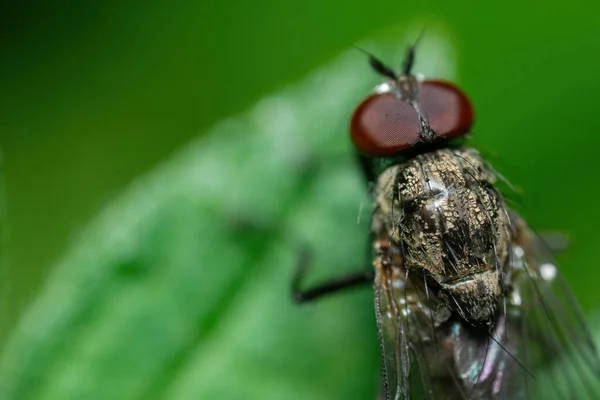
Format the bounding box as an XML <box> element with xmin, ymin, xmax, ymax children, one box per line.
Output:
<box><xmin>509</xmin><ymin>214</ymin><xmax>600</xmax><ymax>399</ymax></box>
<box><xmin>403</xmin><ymin>276</ymin><xmax>528</xmax><ymax>400</ymax></box>
<box><xmin>443</xmin><ymin>313</ymin><xmax>529</xmax><ymax>399</ymax></box>
<box><xmin>375</xmin><ymin>260</ymin><xmax>527</xmax><ymax>400</ymax></box>
<box><xmin>374</xmin><ymin>262</ymin><xmax>411</xmax><ymax>400</ymax></box>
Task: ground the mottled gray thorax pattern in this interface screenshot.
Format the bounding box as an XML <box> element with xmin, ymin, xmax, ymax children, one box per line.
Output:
<box><xmin>372</xmin><ymin>147</ymin><xmax>511</xmax><ymax>327</ymax></box>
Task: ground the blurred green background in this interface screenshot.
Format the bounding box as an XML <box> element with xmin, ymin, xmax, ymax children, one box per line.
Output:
<box><xmin>1</xmin><ymin>0</ymin><xmax>600</xmax><ymax>398</ymax></box>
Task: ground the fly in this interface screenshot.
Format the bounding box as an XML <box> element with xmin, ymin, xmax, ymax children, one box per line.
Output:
<box><xmin>292</xmin><ymin>43</ymin><xmax>600</xmax><ymax>399</ymax></box>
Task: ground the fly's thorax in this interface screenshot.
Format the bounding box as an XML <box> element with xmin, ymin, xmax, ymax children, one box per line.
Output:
<box><xmin>372</xmin><ymin>147</ymin><xmax>511</xmax><ymax>327</ymax></box>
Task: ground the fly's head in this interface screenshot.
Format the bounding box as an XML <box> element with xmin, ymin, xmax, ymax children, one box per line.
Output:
<box><xmin>350</xmin><ymin>46</ymin><xmax>473</xmax><ymax>168</ymax></box>
<box><xmin>353</xmin><ymin>46</ymin><xmax>511</xmax><ymax>329</ymax></box>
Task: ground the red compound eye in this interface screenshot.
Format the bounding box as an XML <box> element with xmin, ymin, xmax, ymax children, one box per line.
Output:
<box><xmin>350</xmin><ymin>80</ymin><xmax>474</xmax><ymax>156</ymax></box>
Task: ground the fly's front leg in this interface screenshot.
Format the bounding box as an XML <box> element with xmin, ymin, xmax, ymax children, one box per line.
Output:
<box><xmin>291</xmin><ymin>247</ymin><xmax>374</xmax><ymax>303</ymax></box>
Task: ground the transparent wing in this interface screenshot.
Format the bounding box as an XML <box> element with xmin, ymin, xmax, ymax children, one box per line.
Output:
<box><xmin>508</xmin><ymin>213</ymin><xmax>600</xmax><ymax>399</ymax></box>
<box><xmin>374</xmin><ymin>249</ymin><xmax>529</xmax><ymax>400</ymax></box>
<box><xmin>374</xmin><ymin>260</ymin><xmax>411</xmax><ymax>400</ymax></box>
<box><xmin>405</xmin><ymin>274</ymin><xmax>529</xmax><ymax>400</ymax></box>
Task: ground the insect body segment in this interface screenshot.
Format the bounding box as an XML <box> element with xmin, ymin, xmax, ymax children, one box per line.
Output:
<box><xmin>373</xmin><ymin>148</ymin><xmax>511</xmax><ymax>328</ymax></box>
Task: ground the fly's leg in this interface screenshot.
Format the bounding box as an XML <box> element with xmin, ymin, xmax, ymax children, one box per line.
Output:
<box><xmin>224</xmin><ymin>213</ymin><xmax>374</xmax><ymax>304</ymax></box>
<box><xmin>291</xmin><ymin>247</ymin><xmax>374</xmax><ymax>303</ymax></box>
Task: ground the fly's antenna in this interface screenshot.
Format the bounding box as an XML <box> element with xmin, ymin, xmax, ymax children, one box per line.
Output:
<box><xmin>402</xmin><ymin>29</ymin><xmax>426</xmax><ymax>76</ymax></box>
<box><xmin>402</xmin><ymin>46</ymin><xmax>415</xmax><ymax>76</ymax></box>
<box><xmin>354</xmin><ymin>46</ymin><xmax>397</xmax><ymax>80</ymax></box>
